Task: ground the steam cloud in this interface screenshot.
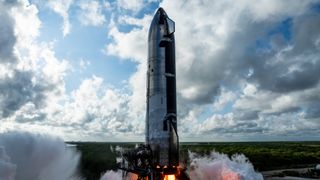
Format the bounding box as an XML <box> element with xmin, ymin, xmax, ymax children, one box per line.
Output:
<box><xmin>0</xmin><ymin>131</ymin><xmax>81</xmax><ymax>180</ymax></box>
<box><xmin>100</xmin><ymin>171</ymin><xmax>137</xmax><ymax>180</ymax></box>
<box><xmin>100</xmin><ymin>150</ymin><xmax>262</xmax><ymax>180</ymax></box>
<box><xmin>188</xmin><ymin>151</ymin><xmax>263</xmax><ymax>180</ymax></box>
<box><xmin>0</xmin><ymin>131</ymin><xmax>262</xmax><ymax>180</ymax></box>
<box><xmin>100</xmin><ymin>170</ymin><xmax>122</xmax><ymax>180</ymax></box>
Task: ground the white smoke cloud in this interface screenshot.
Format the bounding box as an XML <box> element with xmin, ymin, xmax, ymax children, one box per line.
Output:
<box><xmin>0</xmin><ymin>131</ymin><xmax>81</xmax><ymax>180</ymax></box>
<box><xmin>100</xmin><ymin>170</ymin><xmax>122</xmax><ymax>180</ymax></box>
<box><xmin>100</xmin><ymin>170</ymin><xmax>137</xmax><ymax>180</ymax></box>
<box><xmin>188</xmin><ymin>151</ymin><xmax>263</xmax><ymax>180</ymax></box>
<box><xmin>99</xmin><ymin>150</ymin><xmax>262</xmax><ymax>180</ymax></box>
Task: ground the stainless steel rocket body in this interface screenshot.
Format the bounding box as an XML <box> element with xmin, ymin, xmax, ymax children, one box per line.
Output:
<box><xmin>146</xmin><ymin>8</ymin><xmax>179</xmax><ymax>169</ymax></box>
<box><xmin>119</xmin><ymin>8</ymin><xmax>189</xmax><ymax>180</ymax></box>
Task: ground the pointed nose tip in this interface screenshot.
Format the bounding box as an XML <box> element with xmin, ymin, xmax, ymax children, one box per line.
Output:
<box><xmin>157</xmin><ymin>7</ymin><xmax>167</xmax><ymax>17</ymax></box>
<box><xmin>157</xmin><ymin>7</ymin><xmax>164</xmax><ymax>13</ymax></box>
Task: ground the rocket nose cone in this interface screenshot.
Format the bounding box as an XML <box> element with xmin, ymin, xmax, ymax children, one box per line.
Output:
<box><xmin>148</xmin><ymin>7</ymin><xmax>171</xmax><ymax>39</ymax></box>
<box><xmin>149</xmin><ymin>7</ymin><xmax>166</xmax><ymax>28</ymax></box>
<box><xmin>154</xmin><ymin>7</ymin><xmax>167</xmax><ymax>25</ymax></box>
<box><xmin>156</xmin><ymin>7</ymin><xmax>167</xmax><ymax>18</ymax></box>
<box><xmin>157</xmin><ymin>7</ymin><xmax>165</xmax><ymax>14</ymax></box>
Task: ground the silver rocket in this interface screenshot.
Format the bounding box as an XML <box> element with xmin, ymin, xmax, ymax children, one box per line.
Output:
<box><xmin>120</xmin><ymin>7</ymin><xmax>189</xmax><ymax>180</ymax></box>
<box><xmin>146</xmin><ymin>7</ymin><xmax>179</xmax><ymax>175</ymax></box>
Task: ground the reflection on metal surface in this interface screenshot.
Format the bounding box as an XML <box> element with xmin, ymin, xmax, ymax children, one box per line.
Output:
<box><xmin>146</xmin><ymin>6</ymin><xmax>178</xmax><ymax>170</ymax></box>
<box><xmin>119</xmin><ymin>7</ymin><xmax>190</xmax><ymax>180</ymax></box>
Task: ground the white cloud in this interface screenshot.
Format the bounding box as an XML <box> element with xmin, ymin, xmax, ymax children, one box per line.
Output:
<box><xmin>106</xmin><ymin>15</ymin><xmax>152</xmax><ymax>62</ymax></box>
<box><xmin>105</xmin><ymin>14</ymin><xmax>159</xmax><ymax>138</ymax></box>
<box><xmin>78</xmin><ymin>0</ymin><xmax>106</xmax><ymax>26</ymax></box>
<box><xmin>199</xmin><ymin>113</ymin><xmax>234</xmax><ymax>133</ymax></box>
<box><xmin>246</xmin><ymin>0</ymin><xmax>313</xmax><ymax>21</ymax></box>
<box><xmin>50</xmin><ymin>76</ymin><xmax>142</xmax><ymax>140</ymax></box>
<box><xmin>47</xmin><ymin>0</ymin><xmax>73</xmax><ymax>36</ymax></box>
<box><xmin>270</xmin><ymin>95</ymin><xmax>295</xmax><ymax>112</ymax></box>
<box><xmin>103</xmin><ymin>1</ymin><xmax>111</xmax><ymax>9</ymax></box>
<box><xmin>116</xmin><ymin>0</ymin><xmax>144</xmax><ymax>13</ymax></box>
<box><xmin>213</xmin><ymin>88</ymin><xmax>236</xmax><ymax>111</ymax></box>
<box><xmin>11</xmin><ymin>1</ymin><xmax>41</xmax><ymax>43</ymax></box>
<box><xmin>79</xmin><ymin>58</ymin><xmax>90</xmax><ymax>70</ymax></box>
<box><xmin>243</xmin><ymin>84</ymin><xmax>257</xmax><ymax>96</ymax></box>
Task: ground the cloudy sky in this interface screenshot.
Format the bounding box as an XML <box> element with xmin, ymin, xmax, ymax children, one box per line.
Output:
<box><xmin>0</xmin><ymin>0</ymin><xmax>320</xmax><ymax>142</ymax></box>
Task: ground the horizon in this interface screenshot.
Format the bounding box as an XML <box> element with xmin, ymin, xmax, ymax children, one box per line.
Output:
<box><xmin>66</xmin><ymin>140</ymin><xmax>320</xmax><ymax>143</ymax></box>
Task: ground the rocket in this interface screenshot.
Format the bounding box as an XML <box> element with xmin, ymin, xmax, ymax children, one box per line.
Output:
<box><xmin>146</xmin><ymin>7</ymin><xmax>179</xmax><ymax>178</ymax></box>
<box><xmin>120</xmin><ymin>7</ymin><xmax>189</xmax><ymax>180</ymax></box>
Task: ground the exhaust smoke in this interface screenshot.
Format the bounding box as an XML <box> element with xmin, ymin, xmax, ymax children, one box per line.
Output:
<box><xmin>188</xmin><ymin>151</ymin><xmax>263</xmax><ymax>180</ymax></box>
<box><xmin>100</xmin><ymin>149</ymin><xmax>263</xmax><ymax>180</ymax></box>
<box><xmin>0</xmin><ymin>131</ymin><xmax>81</xmax><ymax>180</ymax></box>
<box><xmin>0</xmin><ymin>132</ymin><xmax>263</xmax><ymax>180</ymax></box>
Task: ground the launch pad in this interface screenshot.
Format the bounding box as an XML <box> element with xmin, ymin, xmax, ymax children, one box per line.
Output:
<box><xmin>119</xmin><ymin>145</ymin><xmax>189</xmax><ymax>180</ymax></box>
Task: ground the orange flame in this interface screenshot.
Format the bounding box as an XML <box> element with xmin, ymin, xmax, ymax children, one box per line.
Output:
<box><xmin>222</xmin><ymin>171</ymin><xmax>241</xmax><ymax>180</ymax></box>
<box><xmin>164</xmin><ymin>175</ymin><xmax>175</xmax><ymax>180</ymax></box>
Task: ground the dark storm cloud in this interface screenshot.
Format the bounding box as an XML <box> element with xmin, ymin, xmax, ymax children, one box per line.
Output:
<box><xmin>179</xmin><ymin>5</ymin><xmax>320</xmax><ymax>105</ymax></box>
<box><xmin>236</xmin><ymin>111</ymin><xmax>259</xmax><ymax>121</ymax></box>
<box><xmin>174</xmin><ymin>3</ymin><xmax>320</xmax><ymax>139</ymax></box>
<box><xmin>242</xmin><ymin>12</ymin><xmax>320</xmax><ymax>120</ymax></box>
<box><xmin>0</xmin><ymin>2</ymin><xmax>17</xmax><ymax>64</ymax></box>
<box><xmin>248</xmin><ymin>12</ymin><xmax>320</xmax><ymax>93</ymax></box>
<box><xmin>291</xmin><ymin>12</ymin><xmax>320</xmax><ymax>54</ymax></box>
<box><xmin>273</xmin><ymin>64</ymin><xmax>320</xmax><ymax>92</ymax></box>
<box><xmin>202</xmin><ymin>122</ymin><xmax>267</xmax><ymax>134</ymax></box>
<box><xmin>0</xmin><ymin>70</ymin><xmax>52</xmax><ymax>118</ymax></box>
<box><xmin>2</xmin><ymin>0</ymin><xmax>19</xmax><ymax>6</ymax></box>
<box><xmin>305</xmin><ymin>102</ymin><xmax>320</xmax><ymax>119</ymax></box>
<box><xmin>267</xmin><ymin>107</ymin><xmax>302</xmax><ymax>116</ymax></box>
<box><xmin>178</xmin><ymin>14</ymin><xmax>270</xmax><ymax>104</ymax></box>
<box><xmin>190</xmin><ymin>8</ymin><xmax>320</xmax><ymax>124</ymax></box>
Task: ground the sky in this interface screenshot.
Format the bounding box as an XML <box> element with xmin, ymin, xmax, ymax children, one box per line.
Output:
<box><xmin>0</xmin><ymin>0</ymin><xmax>320</xmax><ymax>142</ymax></box>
